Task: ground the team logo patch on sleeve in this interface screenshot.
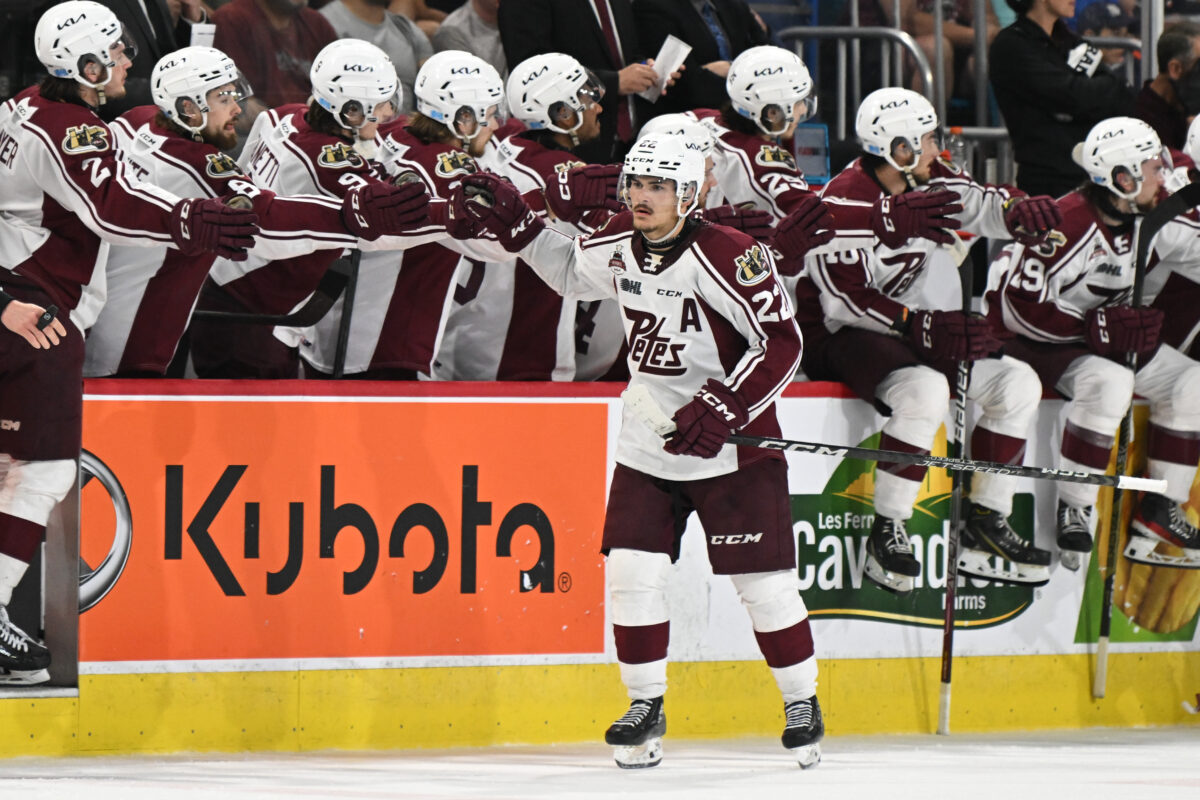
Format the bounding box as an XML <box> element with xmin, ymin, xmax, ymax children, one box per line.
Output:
<box><xmin>434</xmin><ymin>150</ymin><xmax>477</xmax><ymax>178</ymax></box>
<box><xmin>317</xmin><ymin>143</ymin><xmax>366</xmax><ymax>169</ymax></box>
<box><xmin>205</xmin><ymin>152</ymin><xmax>243</xmax><ymax>178</ymax></box>
<box><xmin>553</xmin><ymin>160</ymin><xmax>586</xmax><ymax>175</ymax></box>
<box><xmin>755</xmin><ymin>144</ymin><xmax>796</xmax><ymax>170</ymax></box>
<box><xmin>735</xmin><ymin>245</ymin><xmax>770</xmax><ymax>286</ymax></box>
<box><xmin>61</xmin><ymin>124</ymin><xmax>109</xmax><ymax>154</ymax></box>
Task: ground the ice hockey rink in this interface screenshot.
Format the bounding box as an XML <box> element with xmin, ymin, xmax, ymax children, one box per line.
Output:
<box><xmin>1</xmin><ymin>727</ymin><xmax>1198</xmax><ymax>800</ymax></box>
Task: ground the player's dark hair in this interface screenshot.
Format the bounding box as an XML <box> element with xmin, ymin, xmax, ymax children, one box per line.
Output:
<box><xmin>1004</xmin><ymin>0</ymin><xmax>1034</xmax><ymax>15</ymax></box>
<box><xmin>1158</xmin><ymin>23</ymin><xmax>1200</xmax><ymax>73</ymax></box>
<box><xmin>406</xmin><ymin>111</ymin><xmax>457</xmax><ymax>146</ymax></box>
<box><xmin>305</xmin><ymin>100</ymin><xmax>354</xmax><ymax>140</ymax></box>
<box><xmin>719</xmin><ymin>102</ymin><xmax>763</xmax><ymax>136</ymax></box>
<box><xmin>38</xmin><ymin>75</ymin><xmax>91</xmax><ymax>108</ymax></box>
<box><xmin>154</xmin><ymin>110</ymin><xmax>195</xmax><ymax>140</ymax></box>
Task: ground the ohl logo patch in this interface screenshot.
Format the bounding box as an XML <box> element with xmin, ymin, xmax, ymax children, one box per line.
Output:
<box><xmin>61</xmin><ymin>124</ymin><xmax>109</xmax><ymax>154</ymax></box>
<box><xmin>755</xmin><ymin>144</ymin><xmax>795</xmax><ymax>170</ymax></box>
<box><xmin>205</xmin><ymin>152</ymin><xmax>243</xmax><ymax>178</ymax></box>
<box><xmin>735</xmin><ymin>245</ymin><xmax>770</xmax><ymax>286</ymax></box>
<box><xmin>317</xmin><ymin>143</ymin><xmax>365</xmax><ymax>169</ymax></box>
<box><xmin>435</xmin><ymin>150</ymin><xmax>476</xmax><ymax>179</ymax></box>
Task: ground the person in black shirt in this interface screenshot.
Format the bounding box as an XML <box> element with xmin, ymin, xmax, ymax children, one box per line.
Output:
<box><xmin>990</xmin><ymin>0</ymin><xmax>1135</xmax><ymax>197</ymax></box>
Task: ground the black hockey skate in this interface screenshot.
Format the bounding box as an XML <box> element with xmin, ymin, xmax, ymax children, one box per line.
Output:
<box><xmin>781</xmin><ymin>696</ymin><xmax>823</xmax><ymax>769</ymax></box>
<box><xmin>864</xmin><ymin>515</ymin><xmax>921</xmax><ymax>593</ymax></box>
<box><xmin>604</xmin><ymin>696</ymin><xmax>665</xmax><ymax>769</ymax></box>
<box><xmin>1056</xmin><ymin>501</ymin><xmax>1094</xmax><ymax>572</ymax></box>
<box><xmin>958</xmin><ymin>502</ymin><xmax>1050</xmax><ymax>585</ymax></box>
<box><xmin>0</xmin><ymin>605</ymin><xmax>51</xmax><ymax>686</ymax></box>
<box><xmin>1126</xmin><ymin>493</ymin><xmax>1200</xmax><ymax>569</ymax></box>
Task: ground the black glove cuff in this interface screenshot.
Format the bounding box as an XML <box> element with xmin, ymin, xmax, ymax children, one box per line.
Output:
<box><xmin>0</xmin><ymin>289</ymin><xmax>13</xmax><ymax>317</ymax></box>
<box><xmin>890</xmin><ymin>307</ymin><xmax>913</xmax><ymax>336</ymax></box>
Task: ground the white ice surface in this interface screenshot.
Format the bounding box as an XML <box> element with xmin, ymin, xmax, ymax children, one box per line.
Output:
<box><xmin>1</xmin><ymin>727</ymin><xmax>1197</xmax><ymax>800</ymax></box>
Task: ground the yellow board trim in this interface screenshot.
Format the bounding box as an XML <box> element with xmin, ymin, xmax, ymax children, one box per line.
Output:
<box><xmin>2</xmin><ymin>652</ymin><xmax>1198</xmax><ymax>757</ymax></box>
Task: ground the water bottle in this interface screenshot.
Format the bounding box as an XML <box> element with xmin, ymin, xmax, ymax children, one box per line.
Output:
<box><xmin>946</xmin><ymin>126</ymin><xmax>967</xmax><ymax>170</ymax></box>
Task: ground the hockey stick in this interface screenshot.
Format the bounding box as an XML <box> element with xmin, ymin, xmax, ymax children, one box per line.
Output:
<box><xmin>622</xmin><ymin>385</ymin><xmax>1166</xmax><ymax>492</ymax></box>
<box><xmin>1092</xmin><ymin>180</ymin><xmax>1200</xmax><ymax>699</ymax></box>
<box><xmin>938</xmin><ymin>232</ymin><xmax>974</xmax><ymax>736</ymax></box>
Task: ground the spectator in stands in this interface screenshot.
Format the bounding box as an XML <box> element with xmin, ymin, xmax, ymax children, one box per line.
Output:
<box><xmin>499</xmin><ymin>0</ymin><xmax>659</xmax><ymax>163</ymax></box>
<box><xmin>1075</xmin><ymin>1</ymin><xmax>1134</xmax><ymax>72</ymax></box>
<box><xmin>98</xmin><ymin>0</ymin><xmax>208</xmax><ymax>119</ymax></box>
<box><xmin>322</xmin><ymin>0</ymin><xmax>434</xmax><ymax>113</ymax></box>
<box><xmin>432</xmin><ymin>0</ymin><xmax>505</xmax><ymax>77</ymax></box>
<box><xmin>391</xmin><ymin>0</ymin><xmax>446</xmax><ymax>38</ymax></box>
<box><xmin>1137</xmin><ymin>21</ymin><xmax>1200</xmax><ymax>150</ymax></box>
<box><xmin>213</xmin><ymin>0</ymin><xmax>338</xmax><ymax>128</ymax></box>
<box><xmin>632</xmin><ymin>0</ymin><xmax>768</xmax><ymax>115</ymax></box>
<box><xmin>990</xmin><ymin>0</ymin><xmax>1135</xmax><ymax>198</ymax></box>
<box><xmin>908</xmin><ymin>0</ymin><xmax>1002</xmax><ymax>98</ymax></box>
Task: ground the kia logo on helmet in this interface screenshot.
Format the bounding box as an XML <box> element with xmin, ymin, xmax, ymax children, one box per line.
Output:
<box><xmin>343</xmin><ymin>63</ymin><xmax>374</xmax><ymax>72</ymax></box>
<box><xmin>522</xmin><ymin>66</ymin><xmax>549</xmax><ymax>85</ymax></box>
<box><xmin>1100</xmin><ymin>128</ymin><xmax>1124</xmax><ymax>139</ymax></box>
<box><xmin>753</xmin><ymin>66</ymin><xmax>784</xmax><ymax>76</ymax></box>
<box><xmin>880</xmin><ymin>99</ymin><xmax>909</xmax><ymax>109</ymax></box>
<box><xmin>57</xmin><ymin>13</ymin><xmax>87</xmax><ymax>30</ymax></box>
<box><xmin>450</xmin><ymin>66</ymin><xmax>481</xmax><ymax>75</ymax></box>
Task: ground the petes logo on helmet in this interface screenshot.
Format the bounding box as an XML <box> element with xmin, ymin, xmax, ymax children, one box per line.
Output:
<box><xmin>205</xmin><ymin>152</ymin><xmax>243</xmax><ymax>178</ymax></box>
<box><xmin>755</xmin><ymin>144</ymin><xmax>796</xmax><ymax>169</ymax></box>
<box><xmin>317</xmin><ymin>142</ymin><xmax>365</xmax><ymax>169</ymax></box>
<box><xmin>62</xmin><ymin>124</ymin><xmax>109</xmax><ymax>154</ymax></box>
<box><xmin>735</xmin><ymin>245</ymin><xmax>770</xmax><ymax>286</ymax></box>
<box><xmin>435</xmin><ymin>150</ymin><xmax>477</xmax><ymax>178</ymax></box>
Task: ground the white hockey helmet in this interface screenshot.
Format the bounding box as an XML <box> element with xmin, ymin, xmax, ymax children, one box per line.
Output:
<box><xmin>310</xmin><ymin>39</ymin><xmax>400</xmax><ymax>131</ymax></box>
<box><xmin>725</xmin><ymin>45</ymin><xmax>816</xmax><ymax>136</ymax></box>
<box><xmin>620</xmin><ymin>133</ymin><xmax>707</xmax><ymax>216</ymax></box>
<box><xmin>506</xmin><ymin>53</ymin><xmax>603</xmax><ymax>140</ymax></box>
<box><xmin>151</xmin><ymin>47</ymin><xmax>252</xmax><ymax>135</ymax></box>
<box><xmin>638</xmin><ymin>113</ymin><xmax>714</xmax><ymax>159</ymax></box>
<box><xmin>1183</xmin><ymin>115</ymin><xmax>1200</xmax><ymax>167</ymax></box>
<box><xmin>414</xmin><ymin>50</ymin><xmax>505</xmax><ymax>143</ymax></box>
<box><xmin>35</xmin><ymin>0</ymin><xmax>138</xmax><ymax>88</ymax></box>
<box><xmin>1072</xmin><ymin>117</ymin><xmax>1163</xmax><ymax>200</ymax></box>
<box><xmin>856</xmin><ymin>87</ymin><xmax>940</xmax><ymax>173</ymax></box>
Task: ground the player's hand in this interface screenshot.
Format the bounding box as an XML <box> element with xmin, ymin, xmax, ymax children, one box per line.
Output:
<box><xmin>770</xmin><ymin>194</ymin><xmax>834</xmax><ymax>257</ymax></box>
<box><xmin>546</xmin><ymin>164</ymin><xmax>623</xmax><ymax>223</ymax></box>
<box><xmin>428</xmin><ymin>198</ymin><xmax>485</xmax><ymax>239</ymax></box>
<box><xmin>1</xmin><ymin>300</ymin><xmax>67</xmax><ymax>349</ymax></box>
<box><xmin>1004</xmin><ymin>195</ymin><xmax>1062</xmax><ymax>246</ymax></box>
<box><xmin>342</xmin><ymin>179</ymin><xmax>431</xmax><ymax>240</ymax></box>
<box><xmin>1067</xmin><ymin>42</ymin><xmax>1102</xmax><ymax>77</ymax></box>
<box><xmin>169</xmin><ymin>197</ymin><xmax>259</xmax><ymax>260</ymax></box>
<box><xmin>664</xmin><ymin>379</ymin><xmax>749</xmax><ymax>459</ymax></box>
<box><xmin>701</xmin><ymin>204</ymin><xmax>775</xmax><ymax>240</ymax></box>
<box><xmin>456</xmin><ymin>172</ymin><xmax>546</xmax><ymax>252</ymax></box>
<box><xmin>1085</xmin><ymin>306</ymin><xmax>1163</xmax><ymax>358</ymax></box>
<box><xmin>908</xmin><ymin>309</ymin><xmax>1002</xmax><ymax>363</ymax></box>
<box><xmin>871</xmin><ymin>189</ymin><xmax>962</xmax><ymax>249</ymax></box>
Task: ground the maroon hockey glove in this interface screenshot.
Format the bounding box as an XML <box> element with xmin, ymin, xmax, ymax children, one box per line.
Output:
<box><xmin>458</xmin><ymin>172</ymin><xmax>546</xmax><ymax>252</ymax></box>
<box><xmin>341</xmin><ymin>180</ymin><xmax>431</xmax><ymax>240</ymax></box>
<box><xmin>908</xmin><ymin>309</ymin><xmax>1003</xmax><ymax>363</ymax></box>
<box><xmin>168</xmin><ymin>197</ymin><xmax>259</xmax><ymax>261</ymax></box>
<box><xmin>429</xmin><ymin>197</ymin><xmax>485</xmax><ymax>240</ymax></box>
<box><xmin>1004</xmin><ymin>195</ymin><xmax>1062</xmax><ymax>246</ymax></box>
<box><xmin>664</xmin><ymin>379</ymin><xmax>750</xmax><ymax>459</ymax></box>
<box><xmin>701</xmin><ymin>204</ymin><xmax>775</xmax><ymax>240</ymax></box>
<box><xmin>1085</xmin><ymin>306</ymin><xmax>1164</xmax><ymax>358</ymax></box>
<box><xmin>545</xmin><ymin>164</ymin><xmax>623</xmax><ymax>223</ymax></box>
<box><xmin>871</xmin><ymin>189</ymin><xmax>962</xmax><ymax>249</ymax></box>
<box><xmin>770</xmin><ymin>194</ymin><xmax>834</xmax><ymax>258</ymax></box>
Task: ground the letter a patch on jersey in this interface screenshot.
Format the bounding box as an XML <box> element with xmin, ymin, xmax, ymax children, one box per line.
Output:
<box><xmin>435</xmin><ymin>150</ymin><xmax>477</xmax><ymax>179</ymax></box>
<box><xmin>205</xmin><ymin>152</ymin><xmax>243</xmax><ymax>179</ymax></box>
<box><xmin>62</xmin><ymin>124</ymin><xmax>109</xmax><ymax>154</ymax></box>
<box><xmin>317</xmin><ymin>143</ymin><xmax>365</xmax><ymax>169</ymax></box>
<box><xmin>755</xmin><ymin>144</ymin><xmax>796</xmax><ymax>170</ymax></box>
<box><xmin>735</xmin><ymin>245</ymin><xmax>770</xmax><ymax>286</ymax></box>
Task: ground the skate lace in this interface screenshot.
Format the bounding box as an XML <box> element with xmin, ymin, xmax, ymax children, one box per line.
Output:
<box><xmin>1058</xmin><ymin>504</ymin><xmax>1091</xmax><ymax>535</ymax></box>
<box><xmin>0</xmin><ymin>609</ymin><xmax>30</xmax><ymax>654</ymax></box>
<box><xmin>614</xmin><ymin>700</ymin><xmax>654</xmax><ymax>727</ymax></box>
<box><xmin>883</xmin><ymin>520</ymin><xmax>913</xmax><ymax>556</ymax></box>
<box><xmin>784</xmin><ymin>700</ymin><xmax>814</xmax><ymax>730</ymax></box>
<box><xmin>1168</xmin><ymin>502</ymin><xmax>1200</xmax><ymax>540</ymax></box>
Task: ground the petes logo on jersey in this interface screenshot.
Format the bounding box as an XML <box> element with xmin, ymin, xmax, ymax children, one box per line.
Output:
<box><xmin>755</xmin><ymin>144</ymin><xmax>796</xmax><ymax>170</ymax></box>
<box><xmin>735</xmin><ymin>245</ymin><xmax>770</xmax><ymax>286</ymax></box>
<box><xmin>435</xmin><ymin>150</ymin><xmax>476</xmax><ymax>179</ymax></box>
<box><xmin>317</xmin><ymin>143</ymin><xmax>365</xmax><ymax>169</ymax></box>
<box><xmin>205</xmin><ymin>152</ymin><xmax>243</xmax><ymax>178</ymax></box>
<box><xmin>62</xmin><ymin>124</ymin><xmax>109</xmax><ymax>155</ymax></box>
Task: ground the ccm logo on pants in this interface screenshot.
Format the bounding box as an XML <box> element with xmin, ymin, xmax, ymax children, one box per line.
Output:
<box><xmin>710</xmin><ymin>533</ymin><xmax>764</xmax><ymax>545</ymax></box>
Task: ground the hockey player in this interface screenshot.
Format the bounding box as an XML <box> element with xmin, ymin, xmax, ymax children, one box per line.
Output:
<box><xmin>793</xmin><ymin>88</ymin><xmax>1064</xmax><ymax>591</ymax></box>
<box><xmin>0</xmin><ymin>1</ymin><xmax>259</xmax><ymax>684</ymax></box>
<box><xmin>986</xmin><ymin>117</ymin><xmax>1200</xmax><ymax>570</ymax></box>
<box><xmin>84</xmin><ymin>45</ymin><xmax>432</xmax><ymax>378</ymax></box>
<box><xmin>454</xmin><ymin>135</ymin><xmax>824</xmax><ymax>768</ymax></box>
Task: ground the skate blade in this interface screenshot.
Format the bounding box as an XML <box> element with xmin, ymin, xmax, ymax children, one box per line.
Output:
<box><xmin>958</xmin><ymin>549</ymin><xmax>1050</xmax><ymax>585</ymax></box>
<box><xmin>0</xmin><ymin>668</ymin><xmax>50</xmax><ymax>686</ymax></box>
<box><xmin>613</xmin><ymin>738</ymin><xmax>663</xmax><ymax>769</ymax></box>
<box><xmin>864</xmin><ymin>557</ymin><xmax>914</xmax><ymax>594</ymax></box>
<box><xmin>788</xmin><ymin>742</ymin><xmax>821</xmax><ymax>769</ymax></box>
<box><xmin>1123</xmin><ymin>538</ymin><xmax>1200</xmax><ymax>570</ymax></box>
<box><xmin>1059</xmin><ymin>550</ymin><xmax>1086</xmax><ymax>572</ymax></box>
